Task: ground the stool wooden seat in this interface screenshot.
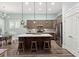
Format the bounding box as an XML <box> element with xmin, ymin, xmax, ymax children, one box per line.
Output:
<box><xmin>43</xmin><ymin>41</ymin><xmax>50</xmax><ymax>50</ymax></box>
<box><xmin>31</xmin><ymin>41</ymin><xmax>37</xmax><ymax>52</ymax></box>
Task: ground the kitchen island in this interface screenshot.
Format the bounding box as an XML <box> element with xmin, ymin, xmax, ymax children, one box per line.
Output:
<box><xmin>18</xmin><ymin>34</ymin><xmax>53</xmax><ymax>52</ymax></box>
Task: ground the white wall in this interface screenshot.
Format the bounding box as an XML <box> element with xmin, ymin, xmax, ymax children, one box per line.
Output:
<box><xmin>63</xmin><ymin>2</ymin><xmax>78</xmax><ymax>12</ymax></box>
<box><xmin>0</xmin><ymin>18</ymin><xmax>4</xmax><ymax>34</ymax></box>
<box><xmin>63</xmin><ymin>3</ymin><xmax>79</xmax><ymax>57</ymax></box>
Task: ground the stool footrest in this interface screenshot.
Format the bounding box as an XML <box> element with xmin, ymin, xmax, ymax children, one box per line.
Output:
<box><xmin>44</xmin><ymin>41</ymin><xmax>50</xmax><ymax>50</ymax></box>
<box><xmin>31</xmin><ymin>41</ymin><xmax>37</xmax><ymax>52</ymax></box>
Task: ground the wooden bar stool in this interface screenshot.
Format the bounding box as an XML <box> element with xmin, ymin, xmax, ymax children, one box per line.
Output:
<box><xmin>31</xmin><ymin>41</ymin><xmax>37</xmax><ymax>52</ymax></box>
<box><xmin>43</xmin><ymin>41</ymin><xmax>50</xmax><ymax>50</ymax></box>
<box><xmin>0</xmin><ymin>37</ymin><xmax>5</xmax><ymax>48</ymax></box>
<box><xmin>17</xmin><ymin>41</ymin><xmax>24</xmax><ymax>54</ymax></box>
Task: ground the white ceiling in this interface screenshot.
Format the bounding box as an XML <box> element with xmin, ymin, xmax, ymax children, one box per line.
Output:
<box><xmin>0</xmin><ymin>2</ymin><xmax>62</xmax><ymax>14</ymax></box>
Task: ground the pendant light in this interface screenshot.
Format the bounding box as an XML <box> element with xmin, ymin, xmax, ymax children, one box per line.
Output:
<box><xmin>33</xmin><ymin>2</ymin><xmax>36</xmax><ymax>24</ymax></box>
<box><xmin>34</xmin><ymin>2</ymin><xmax>35</xmax><ymax>20</ymax></box>
<box><xmin>2</xmin><ymin>6</ymin><xmax>7</xmax><ymax>19</ymax></box>
<box><xmin>21</xmin><ymin>2</ymin><xmax>24</xmax><ymax>25</ymax></box>
<box><xmin>46</xmin><ymin>2</ymin><xmax>48</xmax><ymax>24</ymax></box>
<box><xmin>46</xmin><ymin>2</ymin><xmax>47</xmax><ymax>20</ymax></box>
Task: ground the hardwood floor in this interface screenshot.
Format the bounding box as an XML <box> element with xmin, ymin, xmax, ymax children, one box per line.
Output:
<box><xmin>0</xmin><ymin>40</ymin><xmax>74</xmax><ymax>57</ymax></box>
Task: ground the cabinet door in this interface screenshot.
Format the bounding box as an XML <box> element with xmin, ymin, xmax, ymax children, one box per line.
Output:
<box><xmin>71</xmin><ymin>15</ymin><xmax>77</xmax><ymax>51</ymax></box>
<box><xmin>64</xmin><ymin>16</ymin><xmax>72</xmax><ymax>47</ymax></box>
<box><xmin>76</xmin><ymin>14</ymin><xmax>79</xmax><ymax>50</ymax></box>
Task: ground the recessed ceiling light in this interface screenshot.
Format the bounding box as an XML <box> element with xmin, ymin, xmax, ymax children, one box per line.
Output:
<box><xmin>2</xmin><ymin>6</ymin><xmax>5</xmax><ymax>8</ymax></box>
<box><xmin>39</xmin><ymin>8</ymin><xmax>42</xmax><ymax>11</ymax></box>
<box><xmin>51</xmin><ymin>2</ymin><xmax>55</xmax><ymax>5</ymax></box>
<box><xmin>25</xmin><ymin>2</ymin><xmax>29</xmax><ymax>5</ymax></box>
<box><xmin>2</xmin><ymin>6</ymin><xmax>6</xmax><ymax>10</ymax></box>
<box><xmin>48</xmin><ymin>8</ymin><xmax>52</xmax><ymax>11</ymax></box>
<box><xmin>28</xmin><ymin>8</ymin><xmax>31</xmax><ymax>11</ymax></box>
<box><xmin>39</xmin><ymin>2</ymin><xmax>42</xmax><ymax>5</ymax></box>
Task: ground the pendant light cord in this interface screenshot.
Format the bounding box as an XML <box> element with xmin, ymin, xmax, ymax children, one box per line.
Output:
<box><xmin>46</xmin><ymin>1</ymin><xmax>47</xmax><ymax>20</ymax></box>
<box><xmin>21</xmin><ymin>2</ymin><xmax>24</xmax><ymax>25</ymax></box>
<box><xmin>22</xmin><ymin>2</ymin><xmax>23</xmax><ymax>21</ymax></box>
<box><xmin>34</xmin><ymin>2</ymin><xmax>35</xmax><ymax>20</ymax></box>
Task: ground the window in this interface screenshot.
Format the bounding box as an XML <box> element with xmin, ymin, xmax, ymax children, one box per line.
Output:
<box><xmin>9</xmin><ymin>21</ymin><xmax>15</xmax><ymax>29</ymax></box>
<box><xmin>15</xmin><ymin>21</ymin><xmax>20</xmax><ymax>28</ymax></box>
<box><xmin>9</xmin><ymin>20</ymin><xmax>20</xmax><ymax>29</ymax></box>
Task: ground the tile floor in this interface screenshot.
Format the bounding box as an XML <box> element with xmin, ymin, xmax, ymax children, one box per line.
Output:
<box><xmin>0</xmin><ymin>40</ymin><xmax>74</xmax><ymax>57</ymax></box>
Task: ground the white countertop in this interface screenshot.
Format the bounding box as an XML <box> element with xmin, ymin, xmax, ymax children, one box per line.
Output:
<box><xmin>18</xmin><ymin>34</ymin><xmax>53</xmax><ymax>37</ymax></box>
<box><xmin>26</xmin><ymin>29</ymin><xmax>56</xmax><ymax>34</ymax></box>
